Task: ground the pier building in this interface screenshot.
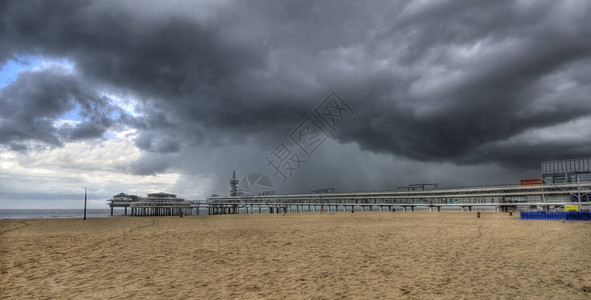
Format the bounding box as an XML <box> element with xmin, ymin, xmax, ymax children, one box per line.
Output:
<box><xmin>130</xmin><ymin>192</ymin><xmax>194</xmax><ymax>216</ymax></box>
<box><xmin>542</xmin><ymin>157</ymin><xmax>591</xmax><ymax>184</ymax></box>
<box><xmin>108</xmin><ymin>192</ymin><xmax>195</xmax><ymax>216</ymax></box>
<box><xmin>107</xmin><ymin>192</ymin><xmax>140</xmax><ymax>215</ymax></box>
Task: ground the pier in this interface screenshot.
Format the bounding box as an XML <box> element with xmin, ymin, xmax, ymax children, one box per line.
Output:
<box><xmin>108</xmin><ymin>183</ymin><xmax>591</xmax><ymax>216</ymax></box>
<box><xmin>109</xmin><ymin>158</ymin><xmax>591</xmax><ymax>216</ymax></box>
<box><xmin>205</xmin><ymin>182</ymin><xmax>591</xmax><ymax>215</ymax></box>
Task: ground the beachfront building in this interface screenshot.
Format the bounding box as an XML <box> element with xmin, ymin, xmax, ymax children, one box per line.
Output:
<box><xmin>542</xmin><ymin>157</ymin><xmax>591</xmax><ymax>184</ymax></box>
<box><xmin>107</xmin><ymin>192</ymin><xmax>140</xmax><ymax>215</ymax></box>
<box><xmin>130</xmin><ymin>192</ymin><xmax>194</xmax><ymax>216</ymax></box>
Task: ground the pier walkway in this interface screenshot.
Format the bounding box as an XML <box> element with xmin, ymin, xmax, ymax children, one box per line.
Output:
<box><xmin>205</xmin><ymin>182</ymin><xmax>591</xmax><ymax>215</ymax></box>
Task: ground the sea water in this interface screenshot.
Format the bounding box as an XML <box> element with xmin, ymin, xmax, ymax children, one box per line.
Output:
<box><xmin>0</xmin><ymin>209</ymin><xmax>113</xmax><ymax>220</ymax></box>
<box><xmin>0</xmin><ymin>208</ymin><xmax>212</xmax><ymax>219</ymax></box>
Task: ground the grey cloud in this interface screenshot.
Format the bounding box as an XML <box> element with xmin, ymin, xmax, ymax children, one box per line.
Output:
<box><xmin>133</xmin><ymin>132</ymin><xmax>180</xmax><ymax>154</ymax></box>
<box><xmin>60</xmin><ymin>121</ymin><xmax>110</xmax><ymax>140</ymax></box>
<box><xmin>1</xmin><ymin>68</ymin><xmax>79</xmax><ymax>146</ymax></box>
<box><xmin>1</xmin><ymin>0</ymin><xmax>591</xmax><ymax>189</ymax></box>
<box><xmin>0</xmin><ymin>67</ymin><xmax>127</xmax><ymax>147</ymax></box>
<box><xmin>7</xmin><ymin>142</ymin><xmax>27</xmax><ymax>151</ymax></box>
<box><xmin>128</xmin><ymin>154</ymin><xmax>173</xmax><ymax>176</ymax></box>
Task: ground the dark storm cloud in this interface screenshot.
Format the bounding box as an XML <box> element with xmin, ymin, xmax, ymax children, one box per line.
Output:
<box><xmin>1</xmin><ymin>0</ymin><xmax>591</xmax><ymax>179</ymax></box>
<box><xmin>60</xmin><ymin>121</ymin><xmax>110</xmax><ymax>140</ymax></box>
<box><xmin>327</xmin><ymin>0</ymin><xmax>591</xmax><ymax>166</ymax></box>
<box><xmin>128</xmin><ymin>153</ymin><xmax>173</xmax><ymax>176</ymax></box>
<box><xmin>133</xmin><ymin>132</ymin><xmax>180</xmax><ymax>153</ymax></box>
<box><xmin>0</xmin><ymin>66</ymin><xmax>125</xmax><ymax>147</ymax></box>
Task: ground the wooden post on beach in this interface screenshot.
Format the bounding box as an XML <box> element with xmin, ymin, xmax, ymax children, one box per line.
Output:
<box><xmin>83</xmin><ymin>187</ymin><xmax>87</xmax><ymax>220</ymax></box>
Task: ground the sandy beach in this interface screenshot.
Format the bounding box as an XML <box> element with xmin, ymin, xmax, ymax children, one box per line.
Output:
<box><xmin>1</xmin><ymin>211</ymin><xmax>590</xmax><ymax>299</ymax></box>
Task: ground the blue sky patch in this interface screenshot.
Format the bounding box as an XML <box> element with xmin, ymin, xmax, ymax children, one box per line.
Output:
<box><xmin>0</xmin><ymin>55</ymin><xmax>43</xmax><ymax>88</ymax></box>
<box><xmin>60</xmin><ymin>104</ymin><xmax>82</xmax><ymax>121</ymax></box>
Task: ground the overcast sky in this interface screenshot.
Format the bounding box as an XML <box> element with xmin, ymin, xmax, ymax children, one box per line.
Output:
<box><xmin>1</xmin><ymin>0</ymin><xmax>590</xmax><ymax>209</ymax></box>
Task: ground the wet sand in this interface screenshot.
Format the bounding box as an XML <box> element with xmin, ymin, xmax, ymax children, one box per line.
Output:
<box><xmin>1</xmin><ymin>211</ymin><xmax>590</xmax><ymax>299</ymax></box>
